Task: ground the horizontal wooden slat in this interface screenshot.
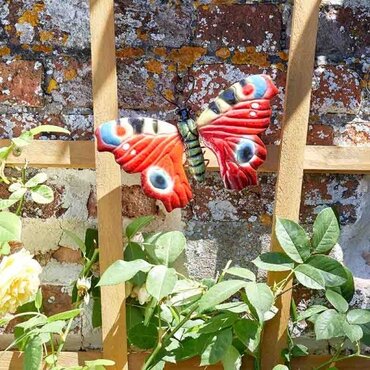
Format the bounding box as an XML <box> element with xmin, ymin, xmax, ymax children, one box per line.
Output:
<box><xmin>0</xmin><ymin>140</ymin><xmax>95</xmax><ymax>169</ymax></box>
<box><xmin>1</xmin><ymin>351</ymin><xmax>369</xmax><ymax>370</ymax></box>
<box><xmin>1</xmin><ymin>140</ymin><xmax>370</xmax><ymax>174</ymax></box>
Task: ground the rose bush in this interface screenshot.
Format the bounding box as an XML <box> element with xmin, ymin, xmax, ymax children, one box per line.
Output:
<box><xmin>0</xmin><ymin>249</ymin><xmax>42</xmax><ymax>316</ymax></box>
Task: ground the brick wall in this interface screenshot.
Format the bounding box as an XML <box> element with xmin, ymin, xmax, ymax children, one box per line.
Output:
<box><xmin>0</xmin><ymin>0</ymin><xmax>369</xmax><ymax>351</ymax></box>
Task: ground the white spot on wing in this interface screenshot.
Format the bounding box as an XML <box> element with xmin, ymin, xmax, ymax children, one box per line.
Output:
<box><xmin>122</xmin><ymin>143</ymin><xmax>130</xmax><ymax>150</ymax></box>
<box><xmin>250</xmin><ymin>111</ymin><xmax>257</xmax><ymax>117</ymax></box>
<box><xmin>251</xmin><ymin>103</ymin><xmax>259</xmax><ymax>109</ymax></box>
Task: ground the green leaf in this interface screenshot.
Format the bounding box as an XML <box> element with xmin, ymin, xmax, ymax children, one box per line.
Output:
<box><xmin>85</xmin><ymin>228</ymin><xmax>99</xmax><ymax>260</ymax></box>
<box><xmin>126</xmin><ymin>216</ymin><xmax>155</xmax><ymax>239</ymax></box>
<box><xmin>24</xmin><ymin>336</ymin><xmax>42</xmax><ymax>370</ymax></box>
<box><xmin>253</xmin><ymin>252</ymin><xmax>295</xmax><ymax>272</ymax></box>
<box><xmin>200</xmin><ymin>328</ymin><xmax>233</xmax><ymax>365</ymax></box>
<box><xmin>0</xmin><ymin>198</ymin><xmax>19</xmax><ymax>210</ymax></box>
<box><xmin>126</xmin><ymin>305</ymin><xmax>144</xmax><ymax>332</ymax></box>
<box><xmin>347</xmin><ymin>309</ymin><xmax>370</xmax><ymax>325</ymax></box>
<box><xmin>215</xmin><ymin>302</ymin><xmax>249</xmax><ymax>314</ymax></box>
<box><xmin>128</xmin><ymin>323</ymin><xmax>157</xmax><ymax>349</ymax></box>
<box><xmin>84</xmin><ymin>359</ymin><xmax>115</xmax><ymax>367</ymax></box>
<box><xmin>34</xmin><ymin>320</ymin><xmax>66</xmax><ymax>334</ymax></box>
<box><xmin>198</xmin><ymin>313</ymin><xmax>238</xmax><ymax>334</ymax></box>
<box><xmin>64</xmin><ymin>230</ymin><xmax>86</xmax><ymax>256</ymax></box>
<box><xmin>294</xmin><ymin>264</ymin><xmax>326</xmax><ymax>289</ymax></box>
<box><xmin>275</xmin><ymin>218</ymin><xmax>311</xmax><ymax>263</ymax></box>
<box><xmin>98</xmin><ymin>259</ymin><xmax>152</xmax><ymax>286</ymax></box>
<box><xmin>30</xmin><ymin>185</ymin><xmax>54</xmax><ymax>204</ymax></box>
<box><xmin>244</xmin><ymin>282</ymin><xmax>274</xmax><ymax>322</ymax></box>
<box><xmin>124</xmin><ymin>242</ymin><xmax>147</xmax><ymax>285</ymax></box>
<box><xmin>198</xmin><ymin>280</ymin><xmax>246</xmax><ymax>313</ymax></box>
<box><xmin>47</xmin><ymin>309</ymin><xmax>82</xmax><ymax>322</ymax></box>
<box><xmin>222</xmin><ymin>345</ymin><xmax>242</xmax><ymax>370</ymax></box>
<box><xmin>92</xmin><ymin>298</ymin><xmax>102</xmax><ymax>328</ymax></box>
<box><xmin>144</xmin><ymin>231</ymin><xmax>185</xmax><ymax>266</ymax></box>
<box><xmin>296</xmin><ymin>305</ymin><xmax>328</xmax><ymax>321</ymax></box>
<box><xmin>169</xmin><ymin>334</ymin><xmax>210</xmax><ymax>362</ymax></box>
<box><xmin>146</xmin><ymin>265</ymin><xmax>177</xmax><ymax>301</ymax></box>
<box><xmin>314</xmin><ymin>309</ymin><xmax>345</xmax><ymax>340</ymax></box>
<box><xmin>342</xmin><ymin>321</ymin><xmax>363</xmax><ymax>342</ymax></box>
<box><xmin>233</xmin><ymin>319</ymin><xmax>261</xmax><ymax>353</ymax></box>
<box><xmin>312</xmin><ymin>208</ymin><xmax>340</xmax><ymax>254</ymax></box>
<box><xmin>291</xmin><ymin>344</ymin><xmax>309</xmax><ymax>357</ymax></box>
<box><xmin>12</xmin><ymin>132</ymin><xmax>33</xmax><ymax>148</ymax></box>
<box><xmin>9</xmin><ymin>188</ymin><xmax>27</xmax><ymax>201</ymax></box>
<box><xmin>34</xmin><ymin>289</ymin><xmax>42</xmax><ymax>310</ymax></box>
<box><xmin>25</xmin><ymin>173</ymin><xmax>48</xmax><ymax>188</ymax></box>
<box><xmin>224</xmin><ymin>267</ymin><xmax>256</xmax><ymax>281</ymax></box>
<box><xmin>29</xmin><ymin>125</ymin><xmax>70</xmax><ymax>136</ymax></box>
<box><xmin>325</xmin><ymin>289</ymin><xmax>349</xmax><ymax>313</ymax></box>
<box><xmin>0</xmin><ymin>211</ymin><xmax>21</xmax><ymax>243</ymax></box>
<box><xmin>330</xmin><ymin>266</ymin><xmax>355</xmax><ymax>303</ymax></box>
<box><xmin>306</xmin><ymin>255</ymin><xmax>348</xmax><ymax>287</ymax></box>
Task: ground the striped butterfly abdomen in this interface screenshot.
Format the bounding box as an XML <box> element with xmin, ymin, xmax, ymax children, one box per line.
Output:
<box><xmin>177</xmin><ymin>118</ymin><xmax>206</xmax><ymax>183</ymax></box>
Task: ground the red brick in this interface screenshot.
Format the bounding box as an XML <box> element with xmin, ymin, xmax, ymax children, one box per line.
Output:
<box><xmin>196</xmin><ymin>4</ymin><xmax>282</xmax><ymax>52</ymax></box>
<box><xmin>337</xmin><ymin>120</ymin><xmax>370</xmax><ymax>146</ymax></box>
<box><xmin>317</xmin><ymin>7</ymin><xmax>369</xmax><ymax>58</ymax></box>
<box><xmin>87</xmin><ymin>185</ymin><xmax>158</xmax><ymax>219</ymax></box>
<box><xmin>0</xmin><ymin>60</ymin><xmax>43</xmax><ymax>107</ymax></box>
<box><xmin>307</xmin><ymin>124</ymin><xmax>334</xmax><ymax>145</ymax></box>
<box><xmin>46</xmin><ymin>57</ymin><xmax>92</xmax><ymax>109</ymax></box>
<box><xmin>300</xmin><ymin>174</ymin><xmax>361</xmax><ymax>225</ymax></box>
<box><xmin>311</xmin><ymin>65</ymin><xmax>361</xmax><ymax>114</ymax></box>
<box><xmin>52</xmin><ymin>247</ymin><xmax>82</xmax><ymax>264</ymax></box>
<box><xmin>42</xmin><ymin>284</ymin><xmax>73</xmax><ymax>316</ymax></box>
<box><xmin>122</xmin><ymin>185</ymin><xmax>158</xmax><ymax>218</ymax></box>
<box><xmin>115</xmin><ymin>1</ymin><xmax>193</xmax><ymax>48</ymax></box>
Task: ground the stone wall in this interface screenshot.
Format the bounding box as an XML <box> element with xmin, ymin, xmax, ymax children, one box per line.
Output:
<box><xmin>0</xmin><ymin>0</ymin><xmax>369</xmax><ymax>351</ymax></box>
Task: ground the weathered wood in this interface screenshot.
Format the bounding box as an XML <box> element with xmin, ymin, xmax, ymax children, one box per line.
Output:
<box><xmin>89</xmin><ymin>0</ymin><xmax>128</xmax><ymax>369</ymax></box>
<box><xmin>261</xmin><ymin>0</ymin><xmax>321</xmax><ymax>368</ymax></box>
<box><xmin>1</xmin><ymin>140</ymin><xmax>370</xmax><ymax>174</ymax></box>
<box><xmin>1</xmin><ymin>351</ymin><xmax>369</xmax><ymax>370</ymax></box>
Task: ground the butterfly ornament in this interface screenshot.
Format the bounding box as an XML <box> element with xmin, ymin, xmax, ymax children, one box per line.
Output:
<box><xmin>95</xmin><ymin>74</ymin><xmax>278</xmax><ymax>212</ymax></box>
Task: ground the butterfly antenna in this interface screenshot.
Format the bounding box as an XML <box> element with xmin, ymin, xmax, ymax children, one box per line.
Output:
<box><xmin>158</xmin><ymin>83</ymin><xmax>180</xmax><ymax>109</ymax></box>
<box><xmin>158</xmin><ymin>65</ymin><xmax>196</xmax><ymax>110</ymax></box>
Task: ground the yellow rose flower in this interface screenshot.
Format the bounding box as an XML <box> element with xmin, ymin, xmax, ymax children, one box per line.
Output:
<box><xmin>0</xmin><ymin>249</ymin><xmax>42</xmax><ymax>316</ymax></box>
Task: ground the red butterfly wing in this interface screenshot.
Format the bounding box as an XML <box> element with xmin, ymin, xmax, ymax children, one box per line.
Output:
<box><xmin>95</xmin><ymin>117</ymin><xmax>192</xmax><ymax>212</ymax></box>
<box><xmin>197</xmin><ymin>75</ymin><xmax>278</xmax><ymax>190</ymax></box>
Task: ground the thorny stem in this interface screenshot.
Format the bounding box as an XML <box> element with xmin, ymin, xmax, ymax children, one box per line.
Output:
<box><xmin>15</xmin><ymin>164</ymin><xmax>27</xmax><ymax>216</ymax></box>
<box><xmin>142</xmin><ymin>304</ymin><xmax>199</xmax><ymax>370</ymax></box>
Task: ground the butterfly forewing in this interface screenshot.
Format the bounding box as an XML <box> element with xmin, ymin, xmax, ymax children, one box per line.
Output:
<box><xmin>95</xmin><ymin>117</ymin><xmax>192</xmax><ymax>212</ymax></box>
<box><xmin>197</xmin><ymin>75</ymin><xmax>278</xmax><ymax>190</ymax></box>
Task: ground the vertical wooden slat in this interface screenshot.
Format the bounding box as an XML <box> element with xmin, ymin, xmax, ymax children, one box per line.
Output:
<box><xmin>261</xmin><ymin>1</ymin><xmax>321</xmax><ymax>368</ymax></box>
<box><xmin>89</xmin><ymin>1</ymin><xmax>128</xmax><ymax>369</ymax></box>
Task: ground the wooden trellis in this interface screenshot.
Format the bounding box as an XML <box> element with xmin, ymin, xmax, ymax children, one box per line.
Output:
<box><xmin>1</xmin><ymin>0</ymin><xmax>370</xmax><ymax>369</ymax></box>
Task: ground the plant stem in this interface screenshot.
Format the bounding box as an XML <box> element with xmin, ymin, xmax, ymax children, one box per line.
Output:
<box><xmin>141</xmin><ymin>304</ymin><xmax>199</xmax><ymax>370</ymax></box>
<box><xmin>15</xmin><ymin>165</ymin><xmax>27</xmax><ymax>216</ymax></box>
<box><xmin>81</xmin><ymin>248</ymin><xmax>99</xmax><ymax>277</ymax></box>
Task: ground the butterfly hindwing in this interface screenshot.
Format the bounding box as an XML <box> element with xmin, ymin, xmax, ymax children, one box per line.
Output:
<box><xmin>197</xmin><ymin>75</ymin><xmax>278</xmax><ymax>190</ymax></box>
<box><xmin>95</xmin><ymin>117</ymin><xmax>192</xmax><ymax>212</ymax></box>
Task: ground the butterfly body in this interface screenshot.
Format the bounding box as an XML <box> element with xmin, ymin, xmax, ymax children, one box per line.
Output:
<box><xmin>95</xmin><ymin>74</ymin><xmax>278</xmax><ymax>212</ymax></box>
<box><xmin>176</xmin><ymin>108</ymin><xmax>206</xmax><ymax>183</ymax></box>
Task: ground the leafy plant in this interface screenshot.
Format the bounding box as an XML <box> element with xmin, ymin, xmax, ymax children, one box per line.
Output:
<box><xmin>100</xmin><ymin>209</ymin><xmax>370</xmax><ymax>370</ymax></box>
<box><xmin>99</xmin><ymin>216</ymin><xmax>282</xmax><ymax>370</ymax></box>
<box><xmin>255</xmin><ymin>208</ymin><xmax>370</xmax><ymax>369</ymax></box>
<box><xmin>0</xmin><ymin>126</ymin><xmax>113</xmax><ymax>369</ymax></box>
